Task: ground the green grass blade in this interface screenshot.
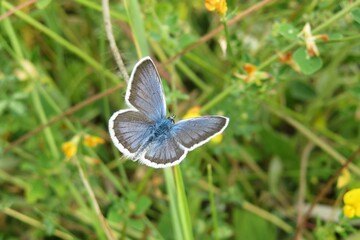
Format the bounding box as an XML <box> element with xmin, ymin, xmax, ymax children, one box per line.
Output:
<box><xmin>123</xmin><ymin>0</ymin><xmax>149</xmax><ymax>57</ymax></box>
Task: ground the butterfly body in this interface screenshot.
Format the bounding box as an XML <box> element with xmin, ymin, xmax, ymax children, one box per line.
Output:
<box><xmin>133</xmin><ymin>117</ymin><xmax>174</xmax><ymax>158</ymax></box>
<box><xmin>109</xmin><ymin>57</ymin><xmax>229</xmax><ymax>168</ymax></box>
<box><xmin>153</xmin><ymin>117</ymin><xmax>174</xmax><ymax>139</ymax></box>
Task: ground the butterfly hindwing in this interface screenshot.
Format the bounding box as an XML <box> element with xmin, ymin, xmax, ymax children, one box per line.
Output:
<box><xmin>172</xmin><ymin>116</ymin><xmax>229</xmax><ymax>150</ymax></box>
<box><xmin>109</xmin><ymin>109</ymin><xmax>154</xmax><ymax>158</ymax></box>
<box><xmin>126</xmin><ymin>57</ymin><xmax>166</xmax><ymax>121</ymax></box>
<box><xmin>140</xmin><ymin>133</ymin><xmax>187</xmax><ymax>168</ymax></box>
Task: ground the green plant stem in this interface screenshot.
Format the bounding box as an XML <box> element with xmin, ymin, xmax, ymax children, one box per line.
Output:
<box><xmin>242</xmin><ymin>201</ymin><xmax>293</xmax><ymax>233</ymax></box>
<box><xmin>32</xmin><ymin>87</ymin><xmax>59</xmax><ymax>158</ymax></box>
<box><xmin>207</xmin><ymin>164</ymin><xmax>219</xmax><ymax>240</ymax></box>
<box><xmin>123</xmin><ymin>0</ymin><xmax>149</xmax><ymax>57</ymax></box>
<box><xmin>173</xmin><ymin>166</ymin><xmax>194</xmax><ymax>240</ymax></box>
<box><xmin>99</xmin><ymin>163</ymin><xmax>127</xmax><ymax>195</ymax></box>
<box><xmin>222</xmin><ymin>19</ymin><xmax>233</xmax><ymax>57</ymax></box>
<box><xmin>176</xmin><ymin>60</ymin><xmax>210</xmax><ymax>92</ymax></box>
<box><xmin>0</xmin><ymin>169</ymin><xmax>27</xmax><ymax>188</ymax></box>
<box><xmin>201</xmin><ymin>84</ymin><xmax>235</xmax><ymax>113</ymax></box>
<box><xmin>323</xmin><ymin>33</ymin><xmax>360</xmax><ymax>43</ymax></box>
<box><xmin>3</xmin><ymin>208</ymin><xmax>75</xmax><ymax>240</ymax></box>
<box><xmin>1</xmin><ymin>10</ymin><xmax>24</xmax><ymax>59</ymax></box>
<box><xmin>38</xmin><ymin>85</ymin><xmax>77</xmax><ymax>132</ymax></box>
<box><xmin>164</xmin><ymin>168</ymin><xmax>184</xmax><ymax>240</ymax></box>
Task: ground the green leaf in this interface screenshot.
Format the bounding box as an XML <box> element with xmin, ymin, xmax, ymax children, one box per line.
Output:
<box><xmin>43</xmin><ymin>215</ymin><xmax>56</xmax><ymax>235</ymax></box>
<box><xmin>351</xmin><ymin>8</ymin><xmax>360</xmax><ymax>24</ymax></box>
<box><xmin>8</xmin><ymin>101</ymin><xmax>26</xmax><ymax>115</ymax></box>
<box><xmin>259</xmin><ymin>128</ymin><xmax>299</xmax><ymax>163</ymax></box>
<box><xmin>215</xmin><ymin>223</ymin><xmax>233</xmax><ymax>239</ymax></box>
<box><xmin>134</xmin><ymin>196</ymin><xmax>151</xmax><ymax>215</ymax></box>
<box><xmin>288</xmin><ymin>80</ymin><xmax>317</xmax><ymax>101</ymax></box>
<box><xmin>179</xmin><ymin>34</ymin><xmax>198</xmax><ymax>49</ymax></box>
<box><xmin>327</xmin><ymin>33</ymin><xmax>343</xmax><ymax>41</ymax></box>
<box><xmin>36</xmin><ymin>0</ymin><xmax>52</xmax><ymax>9</ymax></box>
<box><xmin>278</xmin><ymin>23</ymin><xmax>299</xmax><ymax>40</ymax></box>
<box><xmin>26</xmin><ymin>180</ymin><xmax>47</xmax><ymax>203</ymax></box>
<box><xmin>107</xmin><ymin>200</ymin><xmax>128</xmax><ymax>222</ymax></box>
<box><xmin>233</xmin><ymin>209</ymin><xmax>276</xmax><ymax>240</ymax></box>
<box><xmin>350</xmin><ymin>84</ymin><xmax>360</xmax><ymax>100</ymax></box>
<box><xmin>293</xmin><ymin>47</ymin><xmax>323</xmax><ymax>75</ymax></box>
<box><xmin>123</xmin><ymin>0</ymin><xmax>150</xmax><ymax>57</ymax></box>
<box><xmin>0</xmin><ymin>101</ymin><xmax>8</xmax><ymax>115</ymax></box>
<box><xmin>128</xmin><ymin>219</ymin><xmax>145</xmax><ymax>231</ymax></box>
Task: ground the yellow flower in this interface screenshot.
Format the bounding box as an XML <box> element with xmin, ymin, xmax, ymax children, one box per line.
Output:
<box><xmin>299</xmin><ymin>23</ymin><xmax>328</xmax><ymax>57</ymax></box>
<box><xmin>343</xmin><ymin>188</ymin><xmax>360</xmax><ymax>218</ymax></box>
<box><xmin>183</xmin><ymin>106</ymin><xmax>201</xmax><ymax>119</ymax></box>
<box><xmin>83</xmin><ymin>135</ymin><xmax>105</xmax><ymax>148</ymax></box>
<box><xmin>337</xmin><ymin>168</ymin><xmax>351</xmax><ymax>188</ymax></box>
<box><xmin>205</xmin><ymin>0</ymin><xmax>227</xmax><ymax>16</ymax></box>
<box><xmin>210</xmin><ymin>133</ymin><xmax>223</xmax><ymax>144</ymax></box>
<box><xmin>62</xmin><ymin>141</ymin><xmax>78</xmax><ymax>158</ymax></box>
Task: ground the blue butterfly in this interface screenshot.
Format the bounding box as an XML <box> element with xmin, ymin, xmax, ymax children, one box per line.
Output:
<box><xmin>109</xmin><ymin>57</ymin><xmax>229</xmax><ymax>168</ymax></box>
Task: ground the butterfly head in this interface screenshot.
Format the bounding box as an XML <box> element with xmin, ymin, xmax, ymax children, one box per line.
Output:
<box><xmin>167</xmin><ymin>115</ymin><xmax>176</xmax><ymax>124</ymax></box>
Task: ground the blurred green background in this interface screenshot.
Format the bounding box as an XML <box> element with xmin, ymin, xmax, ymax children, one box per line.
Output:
<box><xmin>1</xmin><ymin>0</ymin><xmax>360</xmax><ymax>239</ymax></box>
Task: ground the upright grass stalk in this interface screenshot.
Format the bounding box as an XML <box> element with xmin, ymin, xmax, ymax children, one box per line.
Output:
<box><xmin>222</xmin><ymin>19</ymin><xmax>233</xmax><ymax>58</ymax></box>
<box><xmin>32</xmin><ymin>86</ymin><xmax>60</xmax><ymax>159</ymax></box>
<box><xmin>1</xmin><ymin>10</ymin><xmax>24</xmax><ymax>59</ymax></box>
<box><xmin>123</xmin><ymin>0</ymin><xmax>149</xmax><ymax>58</ymax></box>
<box><xmin>164</xmin><ymin>168</ymin><xmax>184</xmax><ymax>240</ymax></box>
<box><xmin>173</xmin><ymin>166</ymin><xmax>194</xmax><ymax>240</ymax></box>
<box><xmin>207</xmin><ymin>164</ymin><xmax>219</xmax><ymax>240</ymax></box>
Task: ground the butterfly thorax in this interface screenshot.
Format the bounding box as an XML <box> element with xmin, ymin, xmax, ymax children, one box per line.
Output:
<box><xmin>153</xmin><ymin>117</ymin><xmax>174</xmax><ymax>139</ymax></box>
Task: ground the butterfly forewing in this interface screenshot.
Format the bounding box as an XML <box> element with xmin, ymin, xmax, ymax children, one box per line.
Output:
<box><xmin>109</xmin><ymin>110</ymin><xmax>154</xmax><ymax>157</ymax></box>
<box><xmin>172</xmin><ymin>116</ymin><xmax>229</xmax><ymax>150</ymax></box>
<box><xmin>126</xmin><ymin>57</ymin><xmax>166</xmax><ymax>121</ymax></box>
